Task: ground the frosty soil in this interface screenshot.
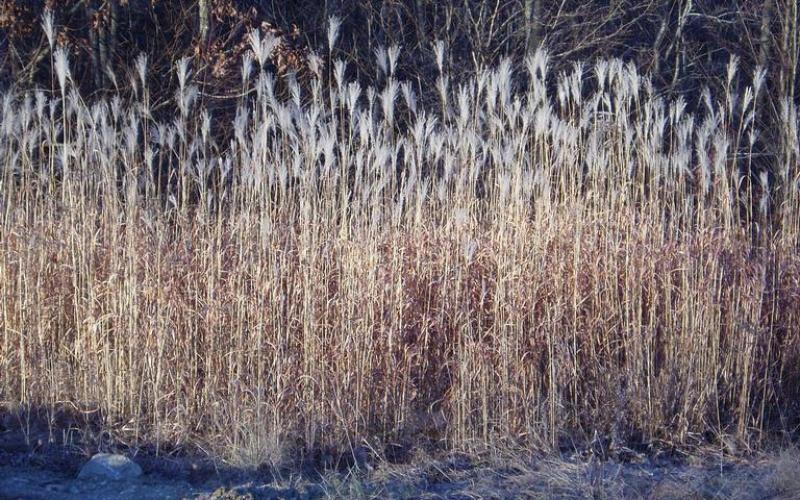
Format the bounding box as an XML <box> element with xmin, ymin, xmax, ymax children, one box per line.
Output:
<box><xmin>2</xmin><ymin>445</ymin><xmax>799</xmax><ymax>499</ymax></box>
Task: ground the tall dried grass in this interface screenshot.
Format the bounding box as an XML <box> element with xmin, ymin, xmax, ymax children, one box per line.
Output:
<box><xmin>0</xmin><ymin>32</ymin><xmax>799</xmax><ymax>462</ymax></box>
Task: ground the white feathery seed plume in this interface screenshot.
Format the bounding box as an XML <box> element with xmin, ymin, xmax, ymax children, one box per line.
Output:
<box><xmin>727</xmin><ymin>55</ymin><xmax>739</xmax><ymax>88</ymax></box>
<box><xmin>42</xmin><ymin>10</ymin><xmax>56</xmax><ymax>49</ymax></box>
<box><xmin>241</xmin><ymin>52</ymin><xmax>254</xmax><ymax>85</ymax></box>
<box><xmin>334</xmin><ymin>60</ymin><xmax>347</xmax><ymax>90</ymax></box>
<box><xmin>374</xmin><ymin>46</ymin><xmax>388</xmax><ymax>76</ymax></box>
<box><xmin>248</xmin><ymin>30</ymin><xmax>279</xmax><ymax>68</ymax></box>
<box><xmin>53</xmin><ymin>47</ymin><xmax>70</xmax><ymax>94</ymax></box>
<box><xmin>327</xmin><ymin>15</ymin><xmax>342</xmax><ymax>51</ymax></box>
<box><xmin>753</xmin><ymin>66</ymin><xmax>766</xmax><ymax>98</ymax></box>
<box><xmin>434</xmin><ymin>40</ymin><xmax>446</xmax><ymax>73</ymax></box>
<box><xmin>381</xmin><ymin>79</ymin><xmax>399</xmax><ymax>126</ymax></box>
<box><xmin>176</xmin><ymin>56</ymin><xmax>191</xmax><ymax>91</ymax></box>
<box><xmin>401</xmin><ymin>82</ymin><xmax>417</xmax><ymax>116</ymax></box>
<box><xmin>388</xmin><ymin>44</ymin><xmax>401</xmax><ymax>76</ymax></box>
<box><xmin>135</xmin><ymin>53</ymin><xmax>148</xmax><ymax>89</ymax></box>
<box><xmin>308</xmin><ymin>52</ymin><xmax>324</xmax><ymax>79</ymax></box>
<box><xmin>247</xmin><ymin>30</ymin><xmax>263</xmax><ymax>65</ymax></box>
<box><xmin>595</xmin><ymin>60</ymin><xmax>608</xmax><ymax>91</ymax></box>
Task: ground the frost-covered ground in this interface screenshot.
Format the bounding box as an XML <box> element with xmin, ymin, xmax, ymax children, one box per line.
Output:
<box><xmin>2</xmin><ymin>444</ymin><xmax>799</xmax><ymax>499</ymax></box>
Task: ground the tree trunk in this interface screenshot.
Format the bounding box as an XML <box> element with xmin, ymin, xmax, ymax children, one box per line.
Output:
<box><xmin>87</xmin><ymin>1</ymin><xmax>103</xmax><ymax>91</ymax></box>
<box><xmin>670</xmin><ymin>0</ymin><xmax>693</xmax><ymax>89</ymax></box>
<box><xmin>198</xmin><ymin>0</ymin><xmax>210</xmax><ymax>44</ymax></box>
<box><xmin>416</xmin><ymin>0</ymin><xmax>428</xmax><ymax>45</ymax></box>
<box><xmin>524</xmin><ymin>0</ymin><xmax>542</xmax><ymax>54</ymax></box>
<box><xmin>108</xmin><ymin>0</ymin><xmax>118</xmax><ymax>62</ymax></box>
<box><xmin>787</xmin><ymin>0</ymin><xmax>799</xmax><ymax>101</ymax></box>
<box><xmin>378</xmin><ymin>0</ymin><xmax>389</xmax><ymax>47</ymax></box>
<box><xmin>758</xmin><ymin>0</ymin><xmax>775</xmax><ymax>69</ymax></box>
<box><xmin>0</xmin><ymin>27</ymin><xmax>11</xmax><ymax>86</ymax></box>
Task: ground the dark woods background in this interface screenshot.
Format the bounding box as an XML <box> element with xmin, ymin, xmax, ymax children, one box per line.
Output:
<box><xmin>1</xmin><ymin>0</ymin><xmax>798</xmax><ymax>174</ymax></box>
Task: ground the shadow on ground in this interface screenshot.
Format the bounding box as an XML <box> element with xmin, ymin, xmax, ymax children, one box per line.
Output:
<box><xmin>1</xmin><ymin>413</ymin><xmax>799</xmax><ymax>499</ymax></box>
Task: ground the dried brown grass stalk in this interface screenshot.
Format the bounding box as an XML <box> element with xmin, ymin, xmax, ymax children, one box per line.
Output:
<box><xmin>0</xmin><ymin>45</ymin><xmax>798</xmax><ymax>465</ymax></box>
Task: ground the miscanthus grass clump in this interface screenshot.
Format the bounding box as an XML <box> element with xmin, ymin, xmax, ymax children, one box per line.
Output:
<box><xmin>1</xmin><ymin>26</ymin><xmax>799</xmax><ymax>463</ymax></box>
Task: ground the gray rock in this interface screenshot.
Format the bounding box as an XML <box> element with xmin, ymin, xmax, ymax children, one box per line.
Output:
<box><xmin>78</xmin><ymin>453</ymin><xmax>143</xmax><ymax>481</ymax></box>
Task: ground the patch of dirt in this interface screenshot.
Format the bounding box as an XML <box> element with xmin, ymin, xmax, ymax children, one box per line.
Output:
<box><xmin>3</xmin><ymin>451</ymin><xmax>797</xmax><ymax>499</ymax></box>
<box><xmin>1</xmin><ymin>424</ymin><xmax>798</xmax><ymax>499</ymax></box>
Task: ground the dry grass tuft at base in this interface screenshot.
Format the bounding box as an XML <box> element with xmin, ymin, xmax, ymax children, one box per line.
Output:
<box><xmin>767</xmin><ymin>448</ymin><xmax>800</xmax><ymax>499</ymax></box>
